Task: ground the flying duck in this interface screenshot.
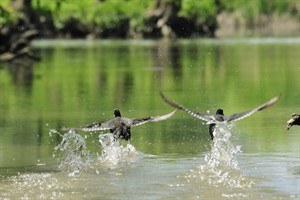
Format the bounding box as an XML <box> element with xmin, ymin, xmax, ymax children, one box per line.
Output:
<box><xmin>160</xmin><ymin>92</ymin><xmax>280</xmax><ymax>140</ymax></box>
<box><xmin>285</xmin><ymin>113</ymin><xmax>300</xmax><ymax>130</ymax></box>
<box><xmin>62</xmin><ymin>109</ymin><xmax>176</xmax><ymax>141</ymax></box>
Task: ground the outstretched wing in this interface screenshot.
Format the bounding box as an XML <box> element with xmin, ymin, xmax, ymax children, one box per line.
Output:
<box><xmin>226</xmin><ymin>95</ymin><xmax>280</xmax><ymax>123</ymax></box>
<box><xmin>130</xmin><ymin>110</ymin><xmax>177</xmax><ymax>127</ymax></box>
<box><xmin>160</xmin><ymin>92</ymin><xmax>213</xmax><ymax>122</ymax></box>
<box><xmin>61</xmin><ymin>118</ymin><xmax>118</xmax><ymax>132</ymax></box>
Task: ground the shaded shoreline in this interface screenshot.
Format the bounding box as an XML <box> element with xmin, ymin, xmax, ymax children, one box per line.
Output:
<box><xmin>0</xmin><ymin>0</ymin><xmax>299</xmax><ymax>63</ymax></box>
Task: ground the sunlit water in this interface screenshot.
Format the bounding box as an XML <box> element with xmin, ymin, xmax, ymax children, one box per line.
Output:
<box><xmin>0</xmin><ymin>38</ymin><xmax>299</xmax><ymax>199</ymax></box>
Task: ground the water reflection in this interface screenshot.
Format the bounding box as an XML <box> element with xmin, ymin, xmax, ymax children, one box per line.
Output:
<box><xmin>114</xmin><ymin>71</ymin><xmax>134</xmax><ymax>105</ymax></box>
<box><xmin>1</xmin><ymin>62</ymin><xmax>34</xmax><ymax>93</ymax></box>
<box><xmin>0</xmin><ymin>38</ymin><xmax>299</xmax><ymax>199</ymax></box>
<box><xmin>169</xmin><ymin>43</ymin><xmax>182</xmax><ymax>79</ymax></box>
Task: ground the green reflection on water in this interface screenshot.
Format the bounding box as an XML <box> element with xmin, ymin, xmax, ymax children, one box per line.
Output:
<box><xmin>0</xmin><ymin>39</ymin><xmax>299</xmax><ymax>168</ymax></box>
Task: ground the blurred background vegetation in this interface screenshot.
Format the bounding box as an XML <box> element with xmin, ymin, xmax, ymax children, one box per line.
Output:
<box><xmin>1</xmin><ymin>0</ymin><xmax>299</xmax><ymax>39</ymax></box>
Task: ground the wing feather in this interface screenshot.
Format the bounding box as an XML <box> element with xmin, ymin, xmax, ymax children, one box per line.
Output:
<box><xmin>62</xmin><ymin>118</ymin><xmax>118</xmax><ymax>132</ymax></box>
<box><xmin>131</xmin><ymin>110</ymin><xmax>177</xmax><ymax>127</ymax></box>
<box><xmin>226</xmin><ymin>95</ymin><xmax>280</xmax><ymax>122</ymax></box>
<box><xmin>160</xmin><ymin>92</ymin><xmax>213</xmax><ymax>122</ymax></box>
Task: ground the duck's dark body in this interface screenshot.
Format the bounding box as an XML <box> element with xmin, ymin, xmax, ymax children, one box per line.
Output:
<box><xmin>208</xmin><ymin>109</ymin><xmax>225</xmax><ymax>140</ymax></box>
<box><xmin>63</xmin><ymin>109</ymin><xmax>176</xmax><ymax>141</ymax></box>
<box><xmin>110</xmin><ymin>123</ymin><xmax>131</xmax><ymax>140</ymax></box>
<box><xmin>160</xmin><ymin>92</ymin><xmax>280</xmax><ymax>140</ymax></box>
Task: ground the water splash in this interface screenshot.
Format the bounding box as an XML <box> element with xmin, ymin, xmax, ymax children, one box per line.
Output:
<box><xmin>205</xmin><ymin>122</ymin><xmax>241</xmax><ymax>171</ymax></box>
<box><xmin>184</xmin><ymin>123</ymin><xmax>254</xmax><ymax>192</ymax></box>
<box><xmin>49</xmin><ymin>129</ymin><xmax>139</xmax><ymax>174</ymax></box>
<box><xmin>98</xmin><ymin>133</ymin><xmax>139</xmax><ymax>167</ymax></box>
<box><xmin>50</xmin><ymin>129</ymin><xmax>91</xmax><ymax>176</ymax></box>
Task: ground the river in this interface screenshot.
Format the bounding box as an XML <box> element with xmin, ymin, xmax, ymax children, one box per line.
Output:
<box><xmin>0</xmin><ymin>38</ymin><xmax>299</xmax><ymax>199</ymax></box>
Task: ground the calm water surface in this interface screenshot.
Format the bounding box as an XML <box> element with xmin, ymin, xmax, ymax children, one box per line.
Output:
<box><xmin>0</xmin><ymin>38</ymin><xmax>299</xmax><ymax>199</ymax></box>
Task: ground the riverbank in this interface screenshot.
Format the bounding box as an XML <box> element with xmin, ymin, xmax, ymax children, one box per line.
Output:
<box><xmin>1</xmin><ymin>0</ymin><xmax>299</xmax><ymax>62</ymax></box>
<box><xmin>1</xmin><ymin>0</ymin><xmax>299</xmax><ymax>38</ymax></box>
<box><xmin>216</xmin><ymin>12</ymin><xmax>300</xmax><ymax>37</ymax></box>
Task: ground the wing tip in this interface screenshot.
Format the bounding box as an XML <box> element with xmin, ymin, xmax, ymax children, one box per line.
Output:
<box><xmin>272</xmin><ymin>93</ymin><xmax>281</xmax><ymax>103</ymax></box>
<box><xmin>257</xmin><ymin>93</ymin><xmax>281</xmax><ymax>111</ymax></box>
<box><xmin>268</xmin><ymin>93</ymin><xmax>281</xmax><ymax>106</ymax></box>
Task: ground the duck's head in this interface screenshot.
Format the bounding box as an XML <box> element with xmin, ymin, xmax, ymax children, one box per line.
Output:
<box><xmin>285</xmin><ymin>113</ymin><xmax>300</xmax><ymax>130</ymax></box>
<box><xmin>114</xmin><ymin>109</ymin><xmax>121</xmax><ymax>117</ymax></box>
<box><xmin>216</xmin><ymin>109</ymin><xmax>224</xmax><ymax>115</ymax></box>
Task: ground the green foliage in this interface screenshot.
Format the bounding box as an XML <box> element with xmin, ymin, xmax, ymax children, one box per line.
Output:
<box><xmin>31</xmin><ymin>0</ymin><xmax>93</xmax><ymax>28</ymax></box>
<box><xmin>30</xmin><ymin>0</ymin><xmax>151</xmax><ymax>31</ymax></box>
<box><xmin>1</xmin><ymin>0</ymin><xmax>299</xmax><ymax>35</ymax></box>
<box><xmin>221</xmin><ymin>0</ymin><xmax>295</xmax><ymax>14</ymax></box>
<box><xmin>88</xmin><ymin>0</ymin><xmax>151</xmax><ymax>31</ymax></box>
<box><xmin>0</xmin><ymin>2</ymin><xmax>17</xmax><ymax>26</ymax></box>
<box><xmin>221</xmin><ymin>0</ymin><xmax>300</xmax><ymax>25</ymax></box>
<box><xmin>180</xmin><ymin>0</ymin><xmax>218</xmax><ymax>26</ymax></box>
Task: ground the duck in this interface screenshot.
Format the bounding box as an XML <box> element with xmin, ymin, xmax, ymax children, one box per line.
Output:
<box><xmin>62</xmin><ymin>109</ymin><xmax>176</xmax><ymax>141</ymax></box>
<box><xmin>160</xmin><ymin>92</ymin><xmax>280</xmax><ymax>140</ymax></box>
<box><xmin>285</xmin><ymin>114</ymin><xmax>300</xmax><ymax>130</ymax></box>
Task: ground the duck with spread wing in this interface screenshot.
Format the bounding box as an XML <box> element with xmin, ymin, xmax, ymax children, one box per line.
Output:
<box><xmin>160</xmin><ymin>92</ymin><xmax>280</xmax><ymax>140</ymax></box>
<box><xmin>62</xmin><ymin>109</ymin><xmax>176</xmax><ymax>141</ymax></box>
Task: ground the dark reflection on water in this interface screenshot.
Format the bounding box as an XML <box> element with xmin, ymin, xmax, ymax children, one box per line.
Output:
<box><xmin>2</xmin><ymin>62</ymin><xmax>34</xmax><ymax>94</ymax></box>
<box><xmin>169</xmin><ymin>44</ymin><xmax>182</xmax><ymax>79</ymax></box>
<box><xmin>0</xmin><ymin>38</ymin><xmax>299</xmax><ymax>199</ymax></box>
